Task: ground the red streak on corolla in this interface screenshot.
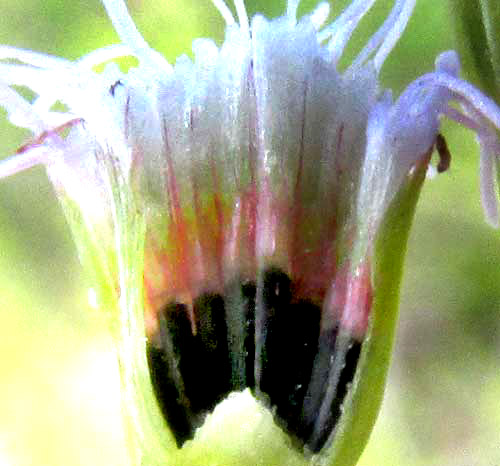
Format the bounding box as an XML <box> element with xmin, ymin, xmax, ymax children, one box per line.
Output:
<box><xmin>16</xmin><ymin>118</ymin><xmax>84</xmax><ymax>154</ymax></box>
<box><xmin>324</xmin><ymin>260</ymin><xmax>373</xmax><ymax>340</ymax></box>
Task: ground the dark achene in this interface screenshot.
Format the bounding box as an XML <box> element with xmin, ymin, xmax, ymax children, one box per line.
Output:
<box><xmin>147</xmin><ymin>267</ymin><xmax>362</xmax><ymax>453</ymax></box>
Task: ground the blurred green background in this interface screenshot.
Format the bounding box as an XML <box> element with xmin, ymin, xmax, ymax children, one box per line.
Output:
<box><xmin>0</xmin><ymin>0</ymin><xmax>499</xmax><ymax>465</ymax></box>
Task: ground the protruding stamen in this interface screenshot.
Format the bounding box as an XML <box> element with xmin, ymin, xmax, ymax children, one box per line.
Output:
<box><xmin>373</xmin><ymin>0</ymin><xmax>416</xmax><ymax>72</ymax></box>
<box><xmin>350</xmin><ymin>0</ymin><xmax>416</xmax><ymax>71</ymax></box>
<box><xmin>389</xmin><ymin>67</ymin><xmax>500</xmax><ymax>226</ymax></box>
<box><xmin>233</xmin><ymin>0</ymin><xmax>250</xmax><ymax>37</ymax></box>
<box><xmin>77</xmin><ymin>44</ymin><xmax>134</xmax><ymax>69</ymax></box>
<box><xmin>323</xmin><ymin>0</ymin><xmax>377</xmax><ymax>63</ymax></box>
<box><xmin>0</xmin><ymin>46</ymin><xmax>71</xmax><ymax>69</ymax></box>
<box><xmin>101</xmin><ymin>0</ymin><xmax>172</xmax><ymax>74</ymax></box>
<box><xmin>210</xmin><ymin>0</ymin><xmax>236</xmax><ymax>26</ymax></box>
<box><xmin>442</xmin><ymin>106</ymin><xmax>480</xmax><ymax>132</ymax></box>
<box><xmin>310</xmin><ymin>2</ymin><xmax>330</xmax><ymax>30</ymax></box>
<box><xmin>435</xmin><ymin>49</ymin><xmax>460</xmax><ymax>76</ymax></box>
<box><xmin>0</xmin><ymin>146</ymin><xmax>52</xmax><ymax>179</ymax></box>
<box><xmin>420</xmin><ymin>72</ymin><xmax>500</xmax><ymax>129</ymax></box>
<box><xmin>0</xmin><ymin>114</ymin><xmax>84</xmax><ymax>180</ymax></box>
<box><xmin>0</xmin><ymin>82</ymin><xmax>45</xmax><ymax>132</ymax></box>
<box><xmin>478</xmin><ymin>130</ymin><xmax>500</xmax><ymax>227</ymax></box>
<box><xmin>455</xmin><ymin>103</ymin><xmax>500</xmax><ymax>227</ymax></box>
<box><xmin>0</xmin><ymin>64</ymin><xmax>81</xmax><ymax>110</ymax></box>
<box><xmin>286</xmin><ymin>0</ymin><xmax>300</xmax><ymax>23</ymax></box>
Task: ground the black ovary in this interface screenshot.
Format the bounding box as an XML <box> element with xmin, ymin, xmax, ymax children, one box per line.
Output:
<box><xmin>147</xmin><ymin>268</ymin><xmax>361</xmax><ymax>453</ymax></box>
<box><xmin>147</xmin><ymin>297</ymin><xmax>231</xmax><ymax>447</ymax></box>
<box><xmin>304</xmin><ymin>336</ymin><xmax>361</xmax><ymax>453</ymax></box>
<box><xmin>146</xmin><ymin>344</ymin><xmax>193</xmax><ymax>446</ymax></box>
<box><xmin>257</xmin><ymin>268</ymin><xmax>321</xmax><ymax>443</ymax></box>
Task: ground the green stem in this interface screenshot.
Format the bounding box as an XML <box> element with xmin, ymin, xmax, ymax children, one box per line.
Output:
<box><xmin>326</xmin><ymin>159</ymin><xmax>428</xmax><ymax>466</ymax></box>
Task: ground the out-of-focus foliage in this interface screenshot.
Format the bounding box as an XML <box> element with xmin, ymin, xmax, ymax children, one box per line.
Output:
<box><xmin>450</xmin><ymin>0</ymin><xmax>500</xmax><ymax>102</ymax></box>
<box><xmin>0</xmin><ymin>1</ymin><xmax>499</xmax><ymax>465</ymax></box>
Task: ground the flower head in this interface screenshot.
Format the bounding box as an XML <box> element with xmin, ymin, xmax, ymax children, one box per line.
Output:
<box><xmin>1</xmin><ymin>0</ymin><xmax>500</xmax><ymax>465</ymax></box>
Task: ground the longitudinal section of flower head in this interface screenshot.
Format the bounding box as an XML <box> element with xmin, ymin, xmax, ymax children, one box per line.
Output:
<box><xmin>2</xmin><ymin>0</ymin><xmax>500</xmax><ymax>462</ymax></box>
